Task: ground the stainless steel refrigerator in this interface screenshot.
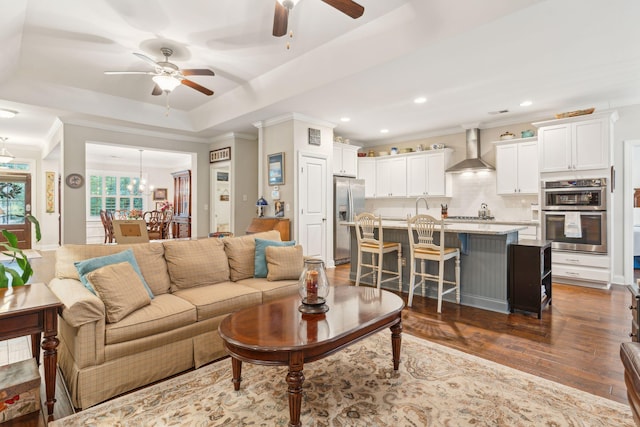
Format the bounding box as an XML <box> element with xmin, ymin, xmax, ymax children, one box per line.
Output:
<box><xmin>334</xmin><ymin>176</ymin><xmax>365</xmax><ymax>265</ymax></box>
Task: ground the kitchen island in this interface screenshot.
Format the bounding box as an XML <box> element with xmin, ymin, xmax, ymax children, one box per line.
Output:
<box><xmin>346</xmin><ymin>220</ymin><xmax>527</xmax><ymax>313</ymax></box>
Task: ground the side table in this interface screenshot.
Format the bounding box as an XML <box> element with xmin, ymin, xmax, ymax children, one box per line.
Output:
<box><xmin>0</xmin><ymin>283</ymin><xmax>63</xmax><ymax>422</ymax></box>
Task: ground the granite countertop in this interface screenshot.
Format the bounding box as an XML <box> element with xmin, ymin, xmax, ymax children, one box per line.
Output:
<box><xmin>346</xmin><ymin>220</ymin><xmax>526</xmax><ymax>235</ymax></box>
<box><xmin>379</xmin><ymin>217</ymin><xmax>539</xmax><ymax>226</ymax></box>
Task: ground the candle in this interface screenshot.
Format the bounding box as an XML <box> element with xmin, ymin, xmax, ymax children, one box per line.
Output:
<box><xmin>306</xmin><ymin>270</ymin><xmax>318</xmax><ymax>303</ymax></box>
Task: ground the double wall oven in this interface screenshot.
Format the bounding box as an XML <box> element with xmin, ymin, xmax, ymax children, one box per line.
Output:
<box><xmin>541</xmin><ymin>178</ymin><xmax>607</xmax><ymax>254</ymax></box>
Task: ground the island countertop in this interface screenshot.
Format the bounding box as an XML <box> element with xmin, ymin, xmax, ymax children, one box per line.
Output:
<box><xmin>345</xmin><ymin>220</ymin><xmax>527</xmax><ymax>235</ymax></box>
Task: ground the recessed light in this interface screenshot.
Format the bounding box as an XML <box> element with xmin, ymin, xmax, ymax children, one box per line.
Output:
<box><xmin>520</xmin><ymin>100</ymin><xmax>533</xmax><ymax>107</ymax></box>
<box><xmin>380</xmin><ymin>129</ymin><xmax>389</xmax><ymax>134</ymax></box>
<box><xmin>340</xmin><ymin>117</ymin><xmax>351</xmax><ymax>122</ymax></box>
<box><xmin>0</xmin><ymin>109</ymin><xmax>17</xmax><ymax>119</ymax></box>
<box><xmin>414</xmin><ymin>97</ymin><xmax>427</xmax><ymax>104</ymax></box>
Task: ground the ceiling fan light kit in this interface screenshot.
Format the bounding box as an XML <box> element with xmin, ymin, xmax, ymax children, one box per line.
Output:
<box><xmin>152</xmin><ymin>75</ymin><xmax>181</xmax><ymax>92</ymax></box>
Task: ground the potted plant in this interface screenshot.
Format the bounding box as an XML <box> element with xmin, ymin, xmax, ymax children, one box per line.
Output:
<box><xmin>0</xmin><ymin>214</ymin><xmax>41</xmax><ymax>288</ymax></box>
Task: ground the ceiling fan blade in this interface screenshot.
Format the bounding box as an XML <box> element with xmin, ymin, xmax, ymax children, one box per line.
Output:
<box><xmin>133</xmin><ymin>52</ymin><xmax>160</xmax><ymax>68</ymax></box>
<box><xmin>273</xmin><ymin>0</ymin><xmax>289</xmax><ymax>37</ymax></box>
<box><xmin>104</xmin><ymin>71</ymin><xmax>155</xmax><ymax>75</ymax></box>
<box><xmin>181</xmin><ymin>79</ymin><xmax>214</xmax><ymax>96</ymax></box>
<box><xmin>151</xmin><ymin>84</ymin><xmax>163</xmax><ymax>96</ymax></box>
<box><xmin>321</xmin><ymin>0</ymin><xmax>364</xmax><ymax>18</ymax></box>
<box><xmin>181</xmin><ymin>69</ymin><xmax>215</xmax><ymax>77</ymax></box>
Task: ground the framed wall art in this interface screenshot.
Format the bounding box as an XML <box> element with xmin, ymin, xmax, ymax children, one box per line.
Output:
<box><xmin>153</xmin><ymin>188</ymin><xmax>168</xmax><ymax>201</ymax></box>
<box><xmin>268</xmin><ymin>152</ymin><xmax>285</xmax><ymax>186</ymax></box>
<box><xmin>308</xmin><ymin>128</ymin><xmax>321</xmax><ymax>146</ymax></box>
<box><xmin>210</xmin><ymin>147</ymin><xmax>231</xmax><ymax>163</ymax></box>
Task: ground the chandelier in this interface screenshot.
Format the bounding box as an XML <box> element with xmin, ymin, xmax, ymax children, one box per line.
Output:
<box><xmin>127</xmin><ymin>149</ymin><xmax>154</xmax><ymax>195</ymax></box>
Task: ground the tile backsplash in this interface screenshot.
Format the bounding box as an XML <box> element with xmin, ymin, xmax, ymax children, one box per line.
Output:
<box><xmin>364</xmin><ymin>171</ymin><xmax>539</xmax><ymax>222</ymax></box>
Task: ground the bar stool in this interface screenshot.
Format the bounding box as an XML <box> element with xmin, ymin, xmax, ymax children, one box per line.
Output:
<box><xmin>354</xmin><ymin>213</ymin><xmax>402</xmax><ymax>291</ymax></box>
<box><xmin>406</xmin><ymin>214</ymin><xmax>460</xmax><ymax>313</ymax></box>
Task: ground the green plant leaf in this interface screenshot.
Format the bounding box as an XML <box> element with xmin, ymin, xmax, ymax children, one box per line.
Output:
<box><xmin>6</xmin><ymin>268</ymin><xmax>25</xmax><ymax>286</ymax></box>
<box><xmin>26</xmin><ymin>214</ymin><xmax>41</xmax><ymax>242</ymax></box>
<box><xmin>0</xmin><ymin>264</ymin><xmax>8</xmax><ymax>289</ymax></box>
<box><xmin>2</xmin><ymin>229</ymin><xmax>18</xmax><ymax>248</ymax></box>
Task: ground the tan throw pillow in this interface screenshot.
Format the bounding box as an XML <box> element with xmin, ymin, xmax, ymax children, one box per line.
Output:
<box><xmin>224</xmin><ymin>230</ymin><xmax>281</xmax><ymax>281</ymax></box>
<box><xmin>265</xmin><ymin>245</ymin><xmax>304</xmax><ymax>281</ymax></box>
<box><xmin>163</xmin><ymin>238</ymin><xmax>230</xmax><ymax>291</ymax></box>
<box><xmin>86</xmin><ymin>262</ymin><xmax>152</xmax><ymax>324</ymax></box>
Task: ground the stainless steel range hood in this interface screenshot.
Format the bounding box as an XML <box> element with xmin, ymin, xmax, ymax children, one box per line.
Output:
<box><xmin>446</xmin><ymin>128</ymin><xmax>495</xmax><ymax>173</ymax></box>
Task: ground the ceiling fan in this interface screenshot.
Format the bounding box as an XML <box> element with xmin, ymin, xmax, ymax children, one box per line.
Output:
<box><xmin>272</xmin><ymin>0</ymin><xmax>364</xmax><ymax>37</ymax></box>
<box><xmin>104</xmin><ymin>47</ymin><xmax>215</xmax><ymax>96</ymax></box>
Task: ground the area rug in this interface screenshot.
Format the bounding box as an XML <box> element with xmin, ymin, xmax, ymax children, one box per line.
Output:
<box><xmin>50</xmin><ymin>333</ymin><xmax>633</xmax><ymax>426</ymax></box>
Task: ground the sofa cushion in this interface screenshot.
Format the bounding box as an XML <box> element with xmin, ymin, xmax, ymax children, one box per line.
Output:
<box><xmin>237</xmin><ymin>277</ymin><xmax>299</xmax><ymax>303</ymax></box>
<box><xmin>57</xmin><ymin>243</ymin><xmax>171</xmax><ymax>296</ymax></box>
<box><xmin>105</xmin><ymin>294</ymin><xmax>197</xmax><ymax>345</ymax></box>
<box><xmin>86</xmin><ymin>262</ymin><xmax>152</xmax><ymax>324</ymax></box>
<box><xmin>223</xmin><ymin>230</ymin><xmax>281</xmax><ymax>281</ymax></box>
<box><xmin>74</xmin><ymin>249</ymin><xmax>154</xmax><ymax>299</ymax></box>
<box><xmin>254</xmin><ymin>238</ymin><xmax>295</xmax><ymax>278</ymax></box>
<box><xmin>172</xmin><ymin>282</ymin><xmax>262</xmax><ymax>322</ymax></box>
<box><xmin>266</xmin><ymin>245</ymin><xmax>304</xmax><ymax>281</ymax></box>
<box><xmin>163</xmin><ymin>239</ymin><xmax>230</xmax><ymax>291</ymax></box>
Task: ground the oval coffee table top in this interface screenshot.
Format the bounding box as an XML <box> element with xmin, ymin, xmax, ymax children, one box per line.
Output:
<box><xmin>218</xmin><ymin>286</ymin><xmax>404</xmax><ymax>351</ymax></box>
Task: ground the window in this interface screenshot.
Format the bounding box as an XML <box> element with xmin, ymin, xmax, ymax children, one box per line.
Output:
<box><xmin>88</xmin><ymin>171</ymin><xmax>146</xmax><ymax>217</ymax></box>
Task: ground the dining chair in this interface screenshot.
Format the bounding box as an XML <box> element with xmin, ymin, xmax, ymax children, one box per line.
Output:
<box><xmin>406</xmin><ymin>214</ymin><xmax>460</xmax><ymax>312</ymax></box>
<box><xmin>143</xmin><ymin>210</ymin><xmax>163</xmax><ymax>240</ymax></box>
<box><xmin>354</xmin><ymin>213</ymin><xmax>402</xmax><ymax>291</ymax></box>
<box><xmin>161</xmin><ymin>209</ymin><xmax>173</xmax><ymax>239</ymax></box>
<box><xmin>103</xmin><ymin>210</ymin><xmax>116</xmax><ymax>243</ymax></box>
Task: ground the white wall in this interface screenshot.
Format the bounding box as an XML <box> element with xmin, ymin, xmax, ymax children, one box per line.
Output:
<box><xmin>61</xmin><ymin>123</ymin><xmax>211</xmax><ymax>244</ymax></box>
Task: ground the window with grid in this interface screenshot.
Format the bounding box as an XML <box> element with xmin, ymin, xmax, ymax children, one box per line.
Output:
<box><xmin>88</xmin><ymin>171</ymin><xmax>146</xmax><ymax>217</ymax></box>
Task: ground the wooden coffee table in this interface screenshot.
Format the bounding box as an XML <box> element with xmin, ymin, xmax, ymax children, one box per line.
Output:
<box><xmin>218</xmin><ymin>286</ymin><xmax>404</xmax><ymax>427</ymax></box>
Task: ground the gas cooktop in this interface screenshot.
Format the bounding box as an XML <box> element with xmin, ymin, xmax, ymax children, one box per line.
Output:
<box><xmin>446</xmin><ymin>215</ymin><xmax>495</xmax><ymax>221</ymax></box>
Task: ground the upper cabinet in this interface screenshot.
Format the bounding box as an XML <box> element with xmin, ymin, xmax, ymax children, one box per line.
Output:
<box><xmin>357</xmin><ymin>158</ymin><xmax>376</xmax><ymax>198</ymax></box>
<box><xmin>357</xmin><ymin>149</ymin><xmax>453</xmax><ymax>199</ymax></box>
<box><xmin>406</xmin><ymin>149</ymin><xmax>452</xmax><ymax>197</ymax></box>
<box><xmin>495</xmin><ymin>138</ymin><xmax>539</xmax><ymax>195</ymax></box>
<box><xmin>376</xmin><ymin>156</ymin><xmax>407</xmax><ymax>197</ymax></box>
<box><xmin>332</xmin><ymin>142</ymin><xmax>359</xmax><ymax>177</ymax></box>
<box><xmin>534</xmin><ymin>112</ymin><xmax>617</xmax><ymax>173</ymax></box>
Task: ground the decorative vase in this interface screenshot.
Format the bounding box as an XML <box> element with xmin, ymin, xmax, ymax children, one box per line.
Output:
<box><xmin>298</xmin><ymin>259</ymin><xmax>330</xmax><ymax>314</ymax></box>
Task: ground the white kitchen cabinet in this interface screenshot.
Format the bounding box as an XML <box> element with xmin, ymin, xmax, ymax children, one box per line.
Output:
<box><xmin>551</xmin><ymin>251</ymin><xmax>610</xmax><ymax>287</ymax></box>
<box><xmin>332</xmin><ymin>142</ymin><xmax>359</xmax><ymax>176</ymax></box>
<box><xmin>376</xmin><ymin>156</ymin><xmax>406</xmax><ymax>197</ymax></box>
<box><xmin>534</xmin><ymin>113</ymin><xmax>617</xmax><ymax>173</ymax></box>
<box><xmin>495</xmin><ymin>139</ymin><xmax>539</xmax><ymax>195</ymax></box>
<box><xmin>357</xmin><ymin>158</ymin><xmax>376</xmax><ymax>198</ymax></box>
<box><xmin>406</xmin><ymin>149</ymin><xmax>452</xmax><ymax>197</ymax></box>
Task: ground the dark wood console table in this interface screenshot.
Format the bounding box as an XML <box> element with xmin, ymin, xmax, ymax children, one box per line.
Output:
<box><xmin>0</xmin><ymin>283</ymin><xmax>63</xmax><ymax>421</ymax></box>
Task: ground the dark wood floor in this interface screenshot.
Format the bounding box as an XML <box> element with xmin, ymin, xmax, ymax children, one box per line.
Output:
<box><xmin>330</xmin><ymin>263</ymin><xmax>632</xmax><ymax>405</ymax></box>
<box><xmin>4</xmin><ymin>259</ymin><xmax>634</xmax><ymax>425</ymax></box>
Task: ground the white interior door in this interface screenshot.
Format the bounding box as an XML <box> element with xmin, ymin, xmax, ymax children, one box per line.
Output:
<box><xmin>211</xmin><ymin>162</ymin><xmax>231</xmax><ymax>233</ymax></box>
<box><xmin>298</xmin><ymin>154</ymin><xmax>327</xmax><ymax>261</ymax></box>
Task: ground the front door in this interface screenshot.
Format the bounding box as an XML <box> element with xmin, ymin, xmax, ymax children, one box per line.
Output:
<box><xmin>0</xmin><ymin>173</ymin><xmax>32</xmax><ymax>249</ymax></box>
<box><xmin>298</xmin><ymin>153</ymin><xmax>327</xmax><ymax>261</ymax></box>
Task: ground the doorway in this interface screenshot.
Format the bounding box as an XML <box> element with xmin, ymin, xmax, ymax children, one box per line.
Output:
<box><xmin>624</xmin><ymin>140</ymin><xmax>640</xmax><ymax>285</ymax></box>
<box><xmin>298</xmin><ymin>153</ymin><xmax>327</xmax><ymax>261</ymax></box>
<box><xmin>211</xmin><ymin>162</ymin><xmax>231</xmax><ymax>233</ymax></box>
<box><xmin>0</xmin><ymin>173</ymin><xmax>32</xmax><ymax>249</ymax></box>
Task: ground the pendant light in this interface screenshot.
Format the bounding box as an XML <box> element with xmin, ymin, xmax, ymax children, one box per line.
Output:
<box><xmin>127</xmin><ymin>149</ymin><xmax>154</xmax><ymax>194</ymax></box>
<box><xmin>0</xmin><ymin>137</ymin><xmax>15</xmax><ymax>163</ymax></box>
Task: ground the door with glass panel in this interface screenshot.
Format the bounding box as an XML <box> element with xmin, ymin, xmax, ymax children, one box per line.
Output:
<box><xmin>0</xmin><ymin>173</ymin><xmax>32</xmax><ymax>249</ymax></box>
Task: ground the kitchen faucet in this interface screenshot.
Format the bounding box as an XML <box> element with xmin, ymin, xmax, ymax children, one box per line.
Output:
<box><xmin>415</xmin><ymin>196</ymin><xmax>429</xmax><ymax>216</ymax></box>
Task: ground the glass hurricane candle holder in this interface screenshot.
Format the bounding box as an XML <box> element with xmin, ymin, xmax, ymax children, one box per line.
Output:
<box><xmin>298</xmin><ymin>259</ymin><xmax>330</xmax><ymax>314</ymax></box>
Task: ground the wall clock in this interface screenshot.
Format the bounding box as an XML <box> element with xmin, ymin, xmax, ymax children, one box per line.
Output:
<box><xmin>65</xmin><ymin>173</ymin><xmax>84</xmax><ymax>189</ymax></box>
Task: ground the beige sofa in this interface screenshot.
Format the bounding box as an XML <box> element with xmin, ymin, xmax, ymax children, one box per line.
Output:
<box><xmin>48</xmin><ymin>230</ymin><xmax>300</xmax><ymax>410</ymax></box>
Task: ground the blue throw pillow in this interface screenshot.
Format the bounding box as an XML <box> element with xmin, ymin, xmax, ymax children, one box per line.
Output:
<box><xmin>254</xmin><ymin>238</ymin><xmax>296</xmax><ymax>278</ymax></box>
<box><xmin>74</xmin><ymin>249</ymin><xmax>154</xmax><ymax>299</ymax></box>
